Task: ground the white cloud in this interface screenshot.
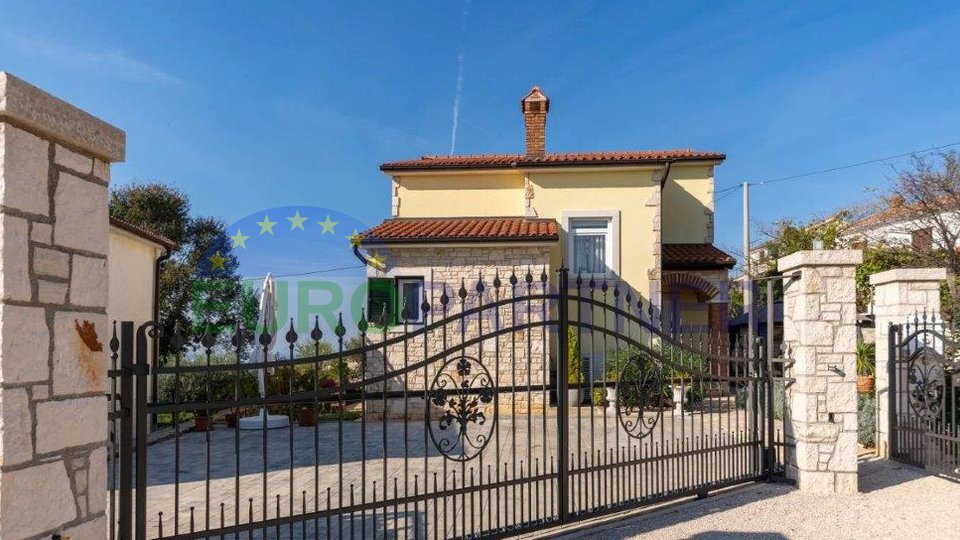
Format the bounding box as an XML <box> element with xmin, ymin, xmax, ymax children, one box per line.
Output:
<box><xmin>3</xmin><ymin>30</ymin><xmax>183</xmax><ymax>86</ymax></box>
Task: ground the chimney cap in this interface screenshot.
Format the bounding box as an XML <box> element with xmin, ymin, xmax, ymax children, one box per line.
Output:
<box><xmin>521</xmin><ymin>85</ymin><xmax>549</xmax><ymax>112</ymax></box>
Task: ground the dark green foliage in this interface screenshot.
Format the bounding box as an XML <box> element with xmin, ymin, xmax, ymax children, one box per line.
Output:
<box><xmin>157</xmin><ymin>353</ymin><xmax>260</xmax><ymax>416</ymax></box>
<box><xmin>735</xmin><ymin>382</ymin><xmax>785</xmax><ymax>420</ymax></box>
<box><xmin>568</xmin><ymin>327</ymin><xmax>584</xmax><ymax>385</ymax></box>
<box><xmin>858</xmin><ymin>393</ymin><xmax>876</xmax><ymax>448</ymax></box>
<box><xmin>110</xmin><ymin>182</ymin><xmax>254</xmax><ymax>355</ymax></box>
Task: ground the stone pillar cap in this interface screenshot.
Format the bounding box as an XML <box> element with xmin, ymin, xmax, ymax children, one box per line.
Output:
<box><xmin>0</xmin><ymin>72</ymin><xmax>125</xmax><ymax>162</ymax></box>
<box><xmin>869</xmin><ymin>267</ymin><xmax>947</xmax><ymax>286</ymax></box>
<box><xmin>777</xmin><ymin>249</ymin><xmax>863</xmax><ymax>273</ymax></box>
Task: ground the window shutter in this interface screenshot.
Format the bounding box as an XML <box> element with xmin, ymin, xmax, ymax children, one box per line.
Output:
<box><xmin>367</xmin><ymin>278</ymin><xmax>397</xmax><ymax>326</ymax></box>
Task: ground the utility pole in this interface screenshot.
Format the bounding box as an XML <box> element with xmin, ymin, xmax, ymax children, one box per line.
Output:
<box><xmin>743</xmin><ymin>181</ymin><xmax>754</xmax><ymax>353</ymax></box>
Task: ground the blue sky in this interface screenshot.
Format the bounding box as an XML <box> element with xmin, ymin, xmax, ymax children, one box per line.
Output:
<box><xmin>3</xmin><ymin>1</ymin><xmax>960</xmax><ymax>266</ymax></box>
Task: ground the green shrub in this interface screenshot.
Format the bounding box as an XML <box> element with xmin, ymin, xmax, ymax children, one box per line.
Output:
<box><xmin>592</xmin><ymin>387</ymin><xmax>606</xmax><ymax>407</ymax></box>
<box><xmin>568</xmin><ymin>326</ymin><xmax>584</xmax><ymax>385</ymax></box>
<box><xmin>734</xmin><ymin>382</ymin><xmax>785</xmax><ymax>420</ymax></box>
<box><xmin>157</xmin><ymin>357</ymin><xmax>260</xmax><ymax>416</ymax></box>
<box><xmin>858</xmin><ymin>393</ymin><xmax>876</xmax><ymax>448</ymax></box>
<box><xmin>606</xmin><ymin>345</ymin><xmax>673</xmax><ymax>410</ymax></box>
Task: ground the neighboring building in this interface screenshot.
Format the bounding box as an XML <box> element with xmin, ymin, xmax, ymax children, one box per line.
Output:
<box><xmin>107</xmin><ymin>216</ymin><xmax>174</xmax><ymax>430</ymax></box>
<box><xmin>357</xmin><ymin>86</ymin><xmax>734</xmax><ymax>390</ymax></box>
<box><xmin>842</xmin><ymin>195</ymin><xmax>960</xmax><ymax>252</ymax></box>
<box><xmin>107</xmin><ymin>216</ymin><xmax>174</xmax><ymax>328</ymax></box>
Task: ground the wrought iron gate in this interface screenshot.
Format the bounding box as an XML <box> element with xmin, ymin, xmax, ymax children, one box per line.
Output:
<box><xmin>109</xmin><ymin>267</ymin><xmax>788</xmax><ymax>539</ymax></box>
<box><xmin>889</xmin><ymin>313</ymin><xmax>960</xmax><ymax>479</ymax></box>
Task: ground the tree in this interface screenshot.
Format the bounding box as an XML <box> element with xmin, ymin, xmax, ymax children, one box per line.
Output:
<box><xmin>111</xmin><ymin>183</ymin><xmax>254</xmax><ymax>356</ymax></box>
<box><xmin>750</xmin><ymin>216</ymin><xmax>928</xmax><ymax>312</ymax></box>
<box><xmin>747</xmin><ymin>215</ymin><xmax>848</xmax><ymax>307</ymax></box>
<box><xmin>853</xmin><ymin>152</ymin><xmax>960</xmax><ymax>318</ymax></box>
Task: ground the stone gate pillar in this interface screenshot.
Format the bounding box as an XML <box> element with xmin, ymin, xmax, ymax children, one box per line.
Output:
<box><xmin>869</xmin><ymin>268</ymin><xmax>946</xmax><ymax>457</ymax></box>
<box><xmin>0</xmin><ymin>73</ymin><xmax>124</xmax><ymax>539</ymax></box>
<box><xmin>778</xmin><ymin>250</ymin><xmax>862</xmax><ymax>494</ymax></box>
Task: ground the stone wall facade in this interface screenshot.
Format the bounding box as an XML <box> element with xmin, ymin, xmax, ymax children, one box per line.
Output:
<box><xmin>869</xmin><ymin>268</ymin><xmax>946</xmax><ymax>457</ymax></box>
<box><xmin>364</xmin><ymin>244</ymin><xmax>552</xmax><ymax>418</ymax></box>
<box><xmin>778</xmin><ymin>250</ymin><xmax>862</xmax><ymax>494</ymax></box>
<box><xmin>0</xmin><ymin>73</ymin><xmax>123</xmax><ymax>539</ymax></box>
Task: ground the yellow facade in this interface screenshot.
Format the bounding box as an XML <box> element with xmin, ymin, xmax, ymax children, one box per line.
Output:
<box><xmin>661</xmin><ymin>164</ymin><xmax>714</xmax><ymax>244</ymax></box>
<box><xmin>394</xmin><ymin>172</ymin><xmax>524</xmax><ymax>217</ymax></box>
<box><xmin>526</xmin><ymin>168</ymin><xmax>659</xmax><ymax>298</ymax></box>
<box><xmin>390</xmin><ymin>162</ymin><xmax>719</xmax><ymax>307</ymax></box>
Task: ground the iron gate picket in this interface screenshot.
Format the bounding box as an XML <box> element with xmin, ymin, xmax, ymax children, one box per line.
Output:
<box><xmin>889</xmin><ymin>313</ymin><xmax>960</xmax><ymax>479</ymax></box>
<box><xmin>108</xmin><ymin>267</ymin><xmax>789</xmax><ymax>539</ymax></box>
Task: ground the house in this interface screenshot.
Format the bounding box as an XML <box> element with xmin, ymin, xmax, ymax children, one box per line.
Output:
<box><xmin>357</xmin><ymin>86</ymin><xmax>734</xmax><ymax>394</ymax></box>
<box><xmin>107</xmin><ymin>216</ymin><xmax>174</xmax><ymax>329</ymax></box>
<box><xmin>842</xmin><ymin>195</ymin><xmax>960</xmax><ymax>252</ymax></box>
<box><xmin>108</xmin><ymin>216</ymin><xmax>174</xmax><ymax>416</ymax></box>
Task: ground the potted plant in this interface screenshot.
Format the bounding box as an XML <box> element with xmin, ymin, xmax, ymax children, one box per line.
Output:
<box><xmin>856</xmin><ymin>342</ymin><xmax>876</xmax><ymax>394</ymax></box>
<box><xmin>604</xmin><ymin>345</ymin><xmax>670</xmax><ymax>414</ymax></box>
<box><xmin>193</xmin><ymin>410</ymin><xmax>214</xmax><ymax>431</ymax></box>
<box><xmin>662</xmin><ymin>343</ymin><xmax>706</xmax><ymax>414</ymax></box>
<box><xmin>567</xmin><ymin>327</ymin><xmax>584</xmax><ymax>406</ymax></box>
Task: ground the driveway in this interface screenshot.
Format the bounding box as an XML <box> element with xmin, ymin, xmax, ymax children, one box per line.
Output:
<box><xmin>553</xmin><ymin>458</ymin><xmax>960</xmax><ymax>540</ymax></box>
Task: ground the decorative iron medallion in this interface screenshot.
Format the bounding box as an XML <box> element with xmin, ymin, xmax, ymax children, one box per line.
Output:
<box><xmin>615</xmin><ymin>353</ymin><xmax>664</xmax><ymax>439</ymax></box>
<box><xmin>427</xmin><ymin>356</ymin><xmax>496</xmax><ymax>462</ymax></box>
<box><xmin>907</xmin><ymin>346</ymin><xmax>946</xmax><ymax>420</ymax></box>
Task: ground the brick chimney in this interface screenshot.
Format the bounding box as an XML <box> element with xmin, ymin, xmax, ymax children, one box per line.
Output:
<box><xmin>521</xmin><ymin>86</ymin><xmax>549</xmax><ymax>157</ymax></box>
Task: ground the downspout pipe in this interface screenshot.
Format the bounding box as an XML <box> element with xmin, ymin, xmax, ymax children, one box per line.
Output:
<box><xmin>659</xmin><ymin>160</ymin><xmax>675</xmax><ymax>188</ymax></box>
<box><xmin>655</xmin><ymin>160</ymin><xmax>674</xmax><ymax>328</ymax></box>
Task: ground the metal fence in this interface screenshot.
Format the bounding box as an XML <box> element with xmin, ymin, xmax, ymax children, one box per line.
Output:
<box><xmin>889</xmin><ymin>311</ymin><xmax>960</xmax><ymax>479</ymax></box>
<box><xmin>108</xmin><ymin>267</ymin><xmax>790</xmax><ymax>539</ymax></box>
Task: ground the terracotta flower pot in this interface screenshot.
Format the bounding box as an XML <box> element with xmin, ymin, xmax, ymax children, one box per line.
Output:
<box><xmin>194</xmin><ymin>415</ymin><xmax>213</xmax><ymax>432</ymax></box>
<box><xmin>857</xmin><ymin>375</ymin><xmax>875</xmax><ymax>394</ymax></box>
<box><xmin>297</xmin><ymin>407</ymin><xmax>318</xmax><ymax>427</ymax></box>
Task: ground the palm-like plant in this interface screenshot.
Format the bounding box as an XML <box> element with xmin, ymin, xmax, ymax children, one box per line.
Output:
<box><xmin>856</xmin><ymin>342</ymin><xmax>876</xmax><ymax>376</ymax></box>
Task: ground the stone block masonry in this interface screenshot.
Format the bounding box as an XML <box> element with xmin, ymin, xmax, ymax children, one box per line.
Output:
<box><xmin>365</xmin><ymin>245</ymin><xmax>553</xmax><ymax>418</ymax></box>
<box><xmin>0</xmin><ymin>73</ymin><xmax>124</xmax><ymax>540</ymax></box>
<box><xmin>778</xmin><ymin>250</ymin><xmax>862</xmax><ymax>494</ymax></box>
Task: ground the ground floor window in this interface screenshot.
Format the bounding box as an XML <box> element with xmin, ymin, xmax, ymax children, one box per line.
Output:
<box><xmin>397</xmin><ymin>277</ymin><xmax>424</xmax><ymax>323</ymax></box>
<box><xmin>367</xmin><ymin>276</ymin><xmax>424</xmax><ymax>326</ymax></box>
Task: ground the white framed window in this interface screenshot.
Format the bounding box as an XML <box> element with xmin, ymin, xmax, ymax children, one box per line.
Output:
<box><xmin>396</xmin><ymin>277</ymin><xmax>424</xmax><ymax>324</ymax></box>
<box><xmin>570</xmin><ymin>219</ymin><xmax>611</xmax><ymax>275</ymax></box>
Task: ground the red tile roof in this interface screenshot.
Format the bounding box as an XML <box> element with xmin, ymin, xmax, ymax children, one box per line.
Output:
<box><xmin>381</xmin><ymin>149</ymin><xmax>725</xmax><ymax>172</ymax></box>
<box><xmin>360</xmin><ymin>217</ymin><xmax>559</xmax><ymax>244</ymax></box>
<box><xmin>663</xmin><ymin>243</ymin><xmax>736</xmax><ymax>270</ymax></box>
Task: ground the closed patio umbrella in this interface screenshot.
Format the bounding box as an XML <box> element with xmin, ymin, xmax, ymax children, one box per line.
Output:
<box><xmin>238</xmin><ymin>273</ymin><xmax>290</xmax><ymax>429</ymax></box>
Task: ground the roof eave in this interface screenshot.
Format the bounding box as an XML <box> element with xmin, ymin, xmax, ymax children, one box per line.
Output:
<box><xmin>380</xmin><ymin>156</ymin><xmax>726</xmax><ymax>174</ymax></box>
<box><xmin>363</xmin><ymin>236</ymin><xmax>560</xmax><ymax>246</ymax></box>
<box><xmin>663</xmin><ymin>261</ymin><xmax>737</xmax><ymax>271</ymax></box>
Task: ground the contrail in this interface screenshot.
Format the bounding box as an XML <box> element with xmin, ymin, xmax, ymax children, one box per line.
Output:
<box><xmin>449</xmin><ymin>49</ymin><xmax>465</xmax><ymax>155</ymax></box>
<box><xmin>449</xmin><ymin>0</ymin><xmax>470</xmax><ymax>155</ymax></box>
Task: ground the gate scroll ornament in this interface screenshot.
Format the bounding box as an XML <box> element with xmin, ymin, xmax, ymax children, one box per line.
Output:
<box><xmin>907</xmin><ymin>347</ymin><xmax>946</xmax><ymax>420</ymax></box>
<box><xmin>428</xmin><ymin>355</ymin><xmax>496</xmax><ymax>461</ymax></box>
<box><xmin>615</xmin><ymin>352</ymin><xmax>664</xmax><ymax>439</ymax></box>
